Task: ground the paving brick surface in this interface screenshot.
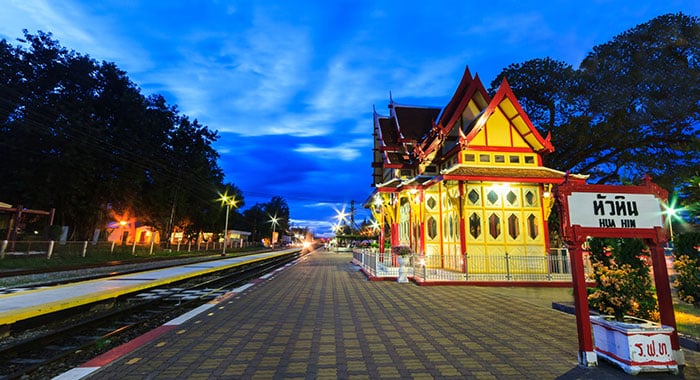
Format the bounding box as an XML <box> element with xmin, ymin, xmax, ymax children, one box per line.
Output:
<box><xmin>90</xmin><ymin>251</ymin><xmax>699</xmax><ymax>379</ymax></box>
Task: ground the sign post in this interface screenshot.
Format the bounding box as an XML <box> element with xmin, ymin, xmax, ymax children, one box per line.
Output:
<box><xmin>556</xmin><ymin>175</ymin><xmax>684</xmax><ymax>368</ymax></box>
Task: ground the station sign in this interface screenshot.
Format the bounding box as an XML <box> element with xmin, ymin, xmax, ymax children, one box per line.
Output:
<box><xmin>567</xmin><ymin>192</ymin><xmax>664</xmax><ymax>230</ymax></box>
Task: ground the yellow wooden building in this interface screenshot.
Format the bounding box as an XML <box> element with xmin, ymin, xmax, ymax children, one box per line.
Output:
<box><xmin>368</xmin><ymin>67</ymin><xmax>586</xmax><ymax>275</ymax></box>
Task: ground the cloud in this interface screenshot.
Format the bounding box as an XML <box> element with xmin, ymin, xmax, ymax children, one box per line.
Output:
<box><xmin>224</xmin><ymin>13</ymin><xmax>312</xmax><ymax>111</ymax></box>
<box><xmin>0</xmin><ymin>0</ymin><xmax>92</xmax><ymax>44</ymax></box>
<box><xmin>463</xmin><ymin>12</ymin><xmax>553</xmax><ymax>45</ymax></box>
<box><xmin>0</xmin><ymin>0</ymin><xmax>153</xmax><ymax>74</ymax></box>
<box><xmin>295</xmin><ymin>138</ymin><xmax>371</xmax><ymax>161</ymax></box>
<box><xmin>303</xmin><ymin>201</ymin><xmax>345</xmax><ymax>209</ymax></box>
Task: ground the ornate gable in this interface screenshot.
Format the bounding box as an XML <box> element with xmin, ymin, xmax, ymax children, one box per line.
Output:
<box><xmin>461</xmin><ymin>78</ymin><xmax>554</xmax><ymax>154</ymax></box>
<box><xmin>437</xmin><ymin>66</ymin><xmax>491</xmax><ymax>132</ymax></box>
<box><xmin>419</xmin><ymin>67</ymin><xmax>492</xmax><ymax>162</ymax></box>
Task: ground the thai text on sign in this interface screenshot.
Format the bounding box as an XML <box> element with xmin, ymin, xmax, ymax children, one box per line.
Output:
<box><xmin>629</xmin><ymin>334</ymin><xmax>674</xmax><ymax>364</ymax></box>
<box><xmin>567</xmin><ymin>192</ymin><xmax>664</xmax><ymax>229</ymax></box>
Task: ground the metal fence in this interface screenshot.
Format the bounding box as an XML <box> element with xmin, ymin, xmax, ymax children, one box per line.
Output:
<box><xmin>0</xmin><ymin>239</ymin><xmax>262</xmax><ymax>259</ymax></box>
<box><xmin>352</xmin><ymin>248</ymin><xmax>588</xmax><ymax>282</ymax></box>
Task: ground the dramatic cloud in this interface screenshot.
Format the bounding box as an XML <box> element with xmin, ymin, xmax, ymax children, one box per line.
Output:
<box><xmin>1</xmin><ymin>0</ymin><xmax>697</xmax><ymax>234</ymax></box>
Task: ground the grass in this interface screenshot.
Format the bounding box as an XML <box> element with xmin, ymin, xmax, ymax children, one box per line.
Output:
<box><xmin>674</xmin><ymin>302</ymin><xmax>700</xmax><ymax>339</ymax></box>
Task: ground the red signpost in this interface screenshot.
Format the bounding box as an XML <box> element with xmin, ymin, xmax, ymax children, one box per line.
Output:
<box><xmin>556</xmin><ymin>175</ymin><xmax>684</xmax><ymax>369</ymax></box>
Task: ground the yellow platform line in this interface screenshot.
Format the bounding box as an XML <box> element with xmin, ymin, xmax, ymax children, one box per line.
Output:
<box><xmin>0</xmin><ymin>250</ymin><xmax>296</xmax><ymax>325</ymax></box>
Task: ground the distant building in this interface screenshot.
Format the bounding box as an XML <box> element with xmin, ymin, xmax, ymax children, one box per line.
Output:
<box><xmin>107</xmin><ymin>222</ymin><xmax>160</xmax><ymax>246</ymax></box>
<box><xmin>367</xmin><ymin>67</ymin><xmax>586</xmax><ymax>273</ymax></box>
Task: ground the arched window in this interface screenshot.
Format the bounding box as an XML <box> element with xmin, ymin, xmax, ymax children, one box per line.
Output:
<box><xmin>488</xmin><ymin>213</ymin><xmax>501</xmax><ymax>239</ymax></box>
<box><xmin>508</xmin><ymin>214</ymin><xmax>520</xmax><ymax>239</ymax></box>
<box><xmin>527</xmin><ymin>214</ymin><xmax>539</xmax><ymax>239</ymax></box>
<box><xmin>469</xmin><ymin>213</ymin><xmax>481</xmax><ymax>239</ymax></box>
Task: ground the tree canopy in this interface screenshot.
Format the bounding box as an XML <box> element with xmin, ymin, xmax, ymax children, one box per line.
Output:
<box><xmin>0</xmin><ymin>30</ymin><xmax>295</xmax><ymax>243</ymax></box>
<box><xmin>0</xmin><ymin>31</ymin><xmax>225</xmax><ymax>240</ymax></box>
<box><xmin>490</xmin><ymin>13</ymin><xmax>700</xmax><ymax>194</ymax></box>
<box><xmin>242</xmin><ymin>196</ymin><xmax>290</xmax><ymax>242</ymax></box>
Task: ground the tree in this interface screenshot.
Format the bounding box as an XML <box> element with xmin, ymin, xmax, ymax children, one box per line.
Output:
<box><xmin>242</xmin><ymin>196</ymin><xmax>290</xmax><ymax>242</ymax></box>
<box><xmin>0</xmin><ymin>31</ymin><xmax>228</xmax><ymax>240</ymax></box>
<box><xmin>0</xmin><ymin>31</ymin><xmax>111</xmax><ymax>238</ymax></box>
<box><xmin>489</xmin><ymin>57</ymin><xmax>579</xmax><ymax>132</ymax></box>
<box><xmin>264</xmin><ymin>196</ymin><xmax>290</xmax><ymax>237</ymax></box>
<box><xmin>677</xmin><ymin>175</ymin><xmax>700</xmax><ymax>223</ymax></box>
<box><xmin>243</xmin><ymin>203</ymin><xmax>266</xmax><ymax>242</ymax></box>
<box><xmin>490</xmin><ymin>13</ymin><xmax>700</xmax><ymax>191</ymax></box>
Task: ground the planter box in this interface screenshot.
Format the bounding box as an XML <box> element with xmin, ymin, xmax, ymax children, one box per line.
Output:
<box><xmin>591</xmin><ymin>315</ymin><xmax>679</xmax><ymax>375</ymax></box>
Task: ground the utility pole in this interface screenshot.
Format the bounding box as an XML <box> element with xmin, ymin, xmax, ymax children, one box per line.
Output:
<box><xmin>350</xmin><ymin>200</ymin><xmax>356</xmax><ymax>230</ymax></box>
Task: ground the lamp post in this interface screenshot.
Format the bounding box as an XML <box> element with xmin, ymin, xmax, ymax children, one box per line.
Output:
<box><xmin>269</xmin><ymin>215</ymin><xmax>279</xmax><ymax>249</ymax></box>
<box><xmin>218</xmin><ymin>193</ymin><xmax>238</xmax><ymax>256</ymax></box>
<box><xmin>664</xmin><ymin>203</ymin><xmax>680</xmax><ymax>243</ymax></box>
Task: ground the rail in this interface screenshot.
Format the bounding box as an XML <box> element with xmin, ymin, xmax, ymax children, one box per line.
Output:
<box><xmin>352</xmin><ymin>248</ymin><xmax>591</xmax><ymax>282</ymax></box>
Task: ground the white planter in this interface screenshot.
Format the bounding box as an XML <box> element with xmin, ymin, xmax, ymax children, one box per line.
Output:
<box><xmin>397</xmin><ymin>256</ymin><xmax>409</xmax><ymax>283</ymax></box>
<box><xmin>591</xmin><ymin>315</ymin><xmax>678</xmax><ymax>375</ymax></box>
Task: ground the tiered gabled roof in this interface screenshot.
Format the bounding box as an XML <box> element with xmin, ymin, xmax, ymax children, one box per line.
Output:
<box><xmin>417</xmin><ymin>66</ymin><xmax>491</xmax><ymax>164</ymax></box>
<box><xmin>370</xmin><ymin>66</ymin><xmax>583</xmax><ymax>191</ymax></box>
<box><xmin>372</xmin><ymin>96</ymin><xmax>440</xmax><ymax>174</ymax></box>
<box><xmin>437</xmin><ymin>66</ymin><xmax>490</xmax><ymax>130</ymax></box>
<box><xmin>393</xmin><ymin>103</ymin><xmax>440</xmax><ymax>143</ymax></box>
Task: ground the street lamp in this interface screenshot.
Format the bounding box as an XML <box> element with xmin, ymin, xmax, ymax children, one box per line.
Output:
<box><xmin>269</xmin><ymin>214</ymin><xmax>279</xmax><ymax>249</ymax></box>
<box><xmin>334</xmin><ymin>205</ymin><xmax>349</xmax><ymax>225</ymax></box>
<box><xmin>218</xmin><ymin>192</ymin><xmax>238</xmax><ymax>256</ymax></box>
<box><xmin>664</xmin><ymin>204</ymin><xmax>680</xmax><ymax>243</ymax></box>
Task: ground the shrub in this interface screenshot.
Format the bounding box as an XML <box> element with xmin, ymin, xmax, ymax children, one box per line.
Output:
<box><xmin>673</xmin><ymin>254</ymin><xmax>700</xmax><ymax>306</ymax></box>
<box><xmin>587</xmin><ymin>238</ymin><xmax>659</xmax><ymax>322</ymax></box>
<box><xmin>588</xmin><ymin>261</ymin><xmax>659</xmax><ymax>321</ymax></box>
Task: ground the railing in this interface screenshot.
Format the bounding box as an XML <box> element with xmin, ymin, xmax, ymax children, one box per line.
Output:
<box><xmin>352</xmin><ymin>248</ymin><xmax>400</xmax><ymax>277</ymax></box>
<box><xmin>352</xmin><ymin>248</ymin><xmax>588</xmax><ymax>282</ymax></box>
<box><xmin>0</xmin><ymin>239</ymin><xmax>263</xmax><ymax>259</ymax></box>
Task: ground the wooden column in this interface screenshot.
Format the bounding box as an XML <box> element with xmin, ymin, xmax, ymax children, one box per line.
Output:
<box><xmin>458</xmin><ymin>182</ymin><xmax>467</xmax><ymax>272</ymax></box>
<box><xmin>649</xmin><ymin>228</ymin><xmax>684</xmax><ymax>365</ymax></box>
<box><xmin>569</xmin><ymin>226</ymin><xmax>597</xmax><ymax>367</ymax></box>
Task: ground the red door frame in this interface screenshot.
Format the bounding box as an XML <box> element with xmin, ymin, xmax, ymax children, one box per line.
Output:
<box><xmin>556</xmin><ymin>175</ymin><xmax>683</xmax><ymax>367</ymax></box>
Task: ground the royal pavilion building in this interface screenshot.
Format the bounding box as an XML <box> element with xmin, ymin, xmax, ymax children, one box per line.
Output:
<box><xmin>366</xmin><ymin>67</ymin><xmax>587</xmax><ymax>282</ymax></box>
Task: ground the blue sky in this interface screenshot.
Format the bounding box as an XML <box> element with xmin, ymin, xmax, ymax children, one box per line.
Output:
<box><xmin>1</xmin><ymin>1</ymin><xmax>698</xmax><ymax>236</ymax></box>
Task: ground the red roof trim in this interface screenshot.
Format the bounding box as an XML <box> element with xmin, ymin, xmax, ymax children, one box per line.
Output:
<box><xmin>442</xmin><ymin>174</ymin><xmax>565</xmax><ymax>184</ymax></box>
<box><xmin>460</xmin><ymin>146</ymin><xmax>539</xmax><ymax>153</ymax></box>
<box><xmin>438</xmin><ymin>66</ymin><xmax>473</xmax><ymax>126</ymax></box>
<box><xmin>439</xmin><ymin>72</ymin><xmax>491</xmax><ymax>132</ymax></box>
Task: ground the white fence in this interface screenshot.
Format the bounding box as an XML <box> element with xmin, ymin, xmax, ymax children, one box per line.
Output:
<box><xmin>0</xmin><ymin>239</ymin><xmax>262</xmax><ymax>259</ymax></box>
<box><xmin>352</xmin><ymin>248</ymin><xmax>588</xmax><ymax>282</ymax></box>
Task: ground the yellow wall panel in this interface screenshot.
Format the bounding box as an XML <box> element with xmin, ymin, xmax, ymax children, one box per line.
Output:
<box><xmin>500</xmin><ymin>98</ymin><xmax>518</xmax><ymax>119</ymax></box>
<box><xmin>511</xmin><ymin>124</ymin><xmax>529</xmax><ymax>148</ymax></box>
<box><xmin>486</xmin><ymin>109</ymin><xmax>512</xmax><ymax>147</ymax></box>
<box><xmin>471</xmin><ymin>127</ymin><xmax>486</xmax><ymax>146</ymax></box>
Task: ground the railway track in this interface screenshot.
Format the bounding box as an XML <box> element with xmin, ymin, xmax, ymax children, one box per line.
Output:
<box><xmin>0</xmin><ymin>250</ymin><xmax>302</xmax><ymax>379</ymax></box>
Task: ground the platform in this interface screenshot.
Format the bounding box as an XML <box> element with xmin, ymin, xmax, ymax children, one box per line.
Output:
<box><xmin>57</xmin><ymin>251</ymin><xmax>698</xmax><ymax>379</ymax></box>
<box><xmin>0</xmin><ymin>250</ymin><xmax>296</xmax><ymax>326</ymax></box>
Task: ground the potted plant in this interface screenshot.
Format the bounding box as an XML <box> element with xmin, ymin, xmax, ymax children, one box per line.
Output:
<box><xmin>392</xmin><ymin>245</ymin><xmax>411</xmax><ymax>283</ymax></box>
<box><xmin>587</xmin><ymin>238</ymin><xmax>678</xmax><ymax>375</ymax></box>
